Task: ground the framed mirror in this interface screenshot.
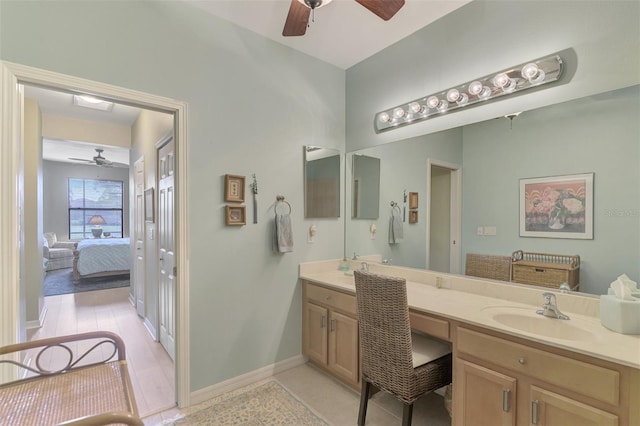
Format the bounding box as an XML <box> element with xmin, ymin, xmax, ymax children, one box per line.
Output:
<box><xmin>352</xmin><ymin>154</ymin><xmax>381</xmax><ymax>219</ymax></box>
<box><xmin>304</xmin><ymin>146</ymin><xmax>340</xmax><ymax>218</ymax></box>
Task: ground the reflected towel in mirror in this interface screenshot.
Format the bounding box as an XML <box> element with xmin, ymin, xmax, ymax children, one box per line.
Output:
<box><xmin>389</xmin><ymin>214</ymin><xmax>403</xmax><ymax>244</ymax></box>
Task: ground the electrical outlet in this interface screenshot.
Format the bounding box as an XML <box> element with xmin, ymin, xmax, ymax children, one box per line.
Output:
<box><xmin>440</xmin><ymin>277</ymin><xmax>451</xmax><ymax>289</ymax></box>
<box><xmin>436</xmin><ymin>276</ymin><xmax>443</xmax><ymax>288</ymax></box>
<box><xmin>477</xmin><ymin>226</ymin><xmax>484</xmax><ymax>236</ymax></box>
<box><xmin>484</xmin><ymin>226</ymin><xmax>497</xmax><ymax>236</ymax></box>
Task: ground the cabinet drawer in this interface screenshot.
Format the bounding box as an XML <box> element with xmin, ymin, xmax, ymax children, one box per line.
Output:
<box><xmin>306</xmin><ymin>283</ymin><xmax>357</xmax><ymax>316</ymax></box>
<box><xmin>457</xmin><ymin>327</ymin><xmax>619</xmax><ymax>405</ymax></box>
<box><xmin>410</xmin><ymin>311</ymin><xmax>450</xmax><ymax>341</ymax></box>
<box><xmin>512</xmin><ymin>264</ymin><xmax>578</xmax><ymax>289</ymax></box>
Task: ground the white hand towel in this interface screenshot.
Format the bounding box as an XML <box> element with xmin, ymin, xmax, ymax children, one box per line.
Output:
<box><xmin>275</xmin><ymin>213</ymin><xmax>293</xmax><ymax>253</ymax></box>
<box><xmin>389</xmin><ymin>215</ymin><xmax>403</xmax><ymax>244</ymax></box>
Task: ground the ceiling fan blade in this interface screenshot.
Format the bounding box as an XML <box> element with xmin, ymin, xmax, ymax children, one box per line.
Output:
<box><xmin>283</xmin><ymin>0</ymin><xmax>310</xmax><ymax>37</ymax></box>
<box><xmin>110</xmin><ymin>162</ymin><xmax>129</xmax><ymax>168</ymax></box>
<box><xmin>355</xmin><ymin>0</ymin><xmax>405</xmax><ymax>21</ymax></box>
<box><xmin>68</xmin><ymin>157</ymin><xmax>94</xmax><ymax>163</ymax></box>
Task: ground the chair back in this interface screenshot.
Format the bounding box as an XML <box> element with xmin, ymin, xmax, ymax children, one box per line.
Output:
<box><xmin>354</xmin><ymin>270</ymin><xmax>415</xmax><ymax>396</ymax></box>
<box><xmin>465</xmin><ymin>253</ymin><xmax>511</xmax><ymax>281</ymax></box>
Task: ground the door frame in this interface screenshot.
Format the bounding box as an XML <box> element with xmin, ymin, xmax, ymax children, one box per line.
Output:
<box><xmin>425</xmin><ymin>158</ymin><xmax>462</xmax><ymax>273</ymax></box>
<box><xmin>0</xmin><ymin>61</ymin><xmax>191</xmax><ymax>407</ymax></box>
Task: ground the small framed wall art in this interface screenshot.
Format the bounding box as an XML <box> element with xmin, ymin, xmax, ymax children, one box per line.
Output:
<box><xmin>224</xmin><ymin>174</ymin><xmax>245</xmax><ymax>203</ymax></box>
<box><xmin>409</xmin><ymin>210</ymin><xmax>418</xmax><ymax>224</ymax></box>
<box><xmin>409</xmin><ymin>192</ymin><xmax>419</xmax><ymax>209</ymax></box>
<box><xmin>226</xmin><ymin>205</ymin><xmax>246</xmax><ymax>226</ymax></box>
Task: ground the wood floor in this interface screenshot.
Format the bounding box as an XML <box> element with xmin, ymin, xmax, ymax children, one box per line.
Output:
<box><xmin>29</xmin><ymin>286</ymin><xmax>176</xmax><ymax>417</ymax></box>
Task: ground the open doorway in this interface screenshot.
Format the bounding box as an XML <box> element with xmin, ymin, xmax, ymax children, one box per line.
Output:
<box><xmin>426</xmin><ymin>159</ymin><xmax>461</xmax><ymax>274</ymax></box>
<box><xmin>23</xmin><ymin>83</ymin><xmax>176</xmax><ymax>415</ymax></box>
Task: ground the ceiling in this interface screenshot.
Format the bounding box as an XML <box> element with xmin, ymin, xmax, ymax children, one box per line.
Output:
<box><xmin>27</xmin><ymin>0</ymin><xmax>471</xmax><ymax>165</ymax></box>
<box><xmin>185</xmin><ymin>0</ymin><xmax>473</xmax><ymax>69</ymax></box>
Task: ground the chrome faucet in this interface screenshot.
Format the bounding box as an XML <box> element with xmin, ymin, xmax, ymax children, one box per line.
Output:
<box><xmin>536</xmin><ymin>292</ymin><xmax>569</xmax><ymax>320</ymax></box>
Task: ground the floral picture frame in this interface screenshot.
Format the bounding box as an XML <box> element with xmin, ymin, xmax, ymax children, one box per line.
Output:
<box><xmin>224</xmin><ymin>174</ymin><xmax>245</xmax><ymax>203</ymax></box>
<box><xmin>225</xmin><ymin>205</ymin><xmax>246</xmax><ymax>226</ymax></box>
<box><xmin>519</xmin><ymin>173</ymin><xmax>594</xmax><ymax>239</ymax></box>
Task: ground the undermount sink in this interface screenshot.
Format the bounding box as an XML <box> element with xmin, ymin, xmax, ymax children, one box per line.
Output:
<box><xmin>481</xmin><ymin>306</ymin><xmax>595</xmax><ymax>341</ymax></box>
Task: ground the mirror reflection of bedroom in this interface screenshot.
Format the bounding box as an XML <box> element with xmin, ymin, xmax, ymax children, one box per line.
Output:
<box><xmin>23</xmin><ymin>84</ymin><xmax>177</xmax><ymax>416</ymax></box>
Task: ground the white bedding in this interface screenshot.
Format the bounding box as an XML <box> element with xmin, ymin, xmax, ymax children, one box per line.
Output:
<box><xmin>76</xmin><ymin>238</ymin><xmax>131</xmax><ymax>276</ymax></box>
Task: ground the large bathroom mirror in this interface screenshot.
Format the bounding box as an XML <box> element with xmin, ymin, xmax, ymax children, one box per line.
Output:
<box><xmin>304</xmin><ymin>146</ymin><xmax>340</xmax><ymax>218</ymax></box>
<box><xmin>345</xmin><ymin>86</ymin><xmax>640</xmax><ymax>296</ymax></box>
<box><xmin>352</xmin><ymin>154</ymin><xmax>381</xmax><ymax>219</ymax></box>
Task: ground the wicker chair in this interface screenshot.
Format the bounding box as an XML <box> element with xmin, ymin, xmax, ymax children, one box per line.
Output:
<box><xmin>354</xmin><ymin>271</ymin><xmax>452</xmax><ymax>426</ymax></box>
<box><xmin>464</xmin><ymin>253</ymin><xmax>512</xmax><ymax>281</ymax></box>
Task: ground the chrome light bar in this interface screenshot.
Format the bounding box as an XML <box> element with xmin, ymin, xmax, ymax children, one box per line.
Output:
<box><xmin>374</xmin><ymin>54</ymin><xmax>563</xmax><ymax>133</ymax></box>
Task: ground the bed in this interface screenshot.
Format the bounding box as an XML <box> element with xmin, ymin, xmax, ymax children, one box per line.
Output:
<box><xmin>73</xmin><ymin>237</ymin><xmax>131</xmax><ymax>283</ymax></box>
<box><xmin>0</xmin><ymin>331</ymin><xmax>142</xmax><ymax>425</ymax></box>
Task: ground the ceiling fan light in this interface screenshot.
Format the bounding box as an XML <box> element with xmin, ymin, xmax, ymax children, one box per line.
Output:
<box><xmin>298</xmin><ymin>0</ymin><xmax>332</xmax><ymax>9</ymax></box>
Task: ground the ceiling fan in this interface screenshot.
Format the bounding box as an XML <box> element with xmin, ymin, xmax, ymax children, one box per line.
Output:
<box><xmin>69</xmin><ymin>148</ymin><xmax>128</xmax><ymax>168</ymax></box>
<box><xmin>283</xmin><ymin>0</ymin><xmax>405</xmax><ymax>37</ymax></box>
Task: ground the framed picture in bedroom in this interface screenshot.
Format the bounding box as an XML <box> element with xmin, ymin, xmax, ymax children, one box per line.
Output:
<box><xmin>224</xmin><ymin>174</ymin><xmax>245</xmax><ymax>203</ymax></box>
<box><xmin>145</xmin><ymin>188</ymin><xmax>154</xmax><ymax>223</ymax></box>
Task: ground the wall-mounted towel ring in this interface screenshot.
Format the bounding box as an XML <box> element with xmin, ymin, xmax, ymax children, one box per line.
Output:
<box><xmin>275</xmin><ymin>195</ymin><xmax>292</xmax><ymax>215</ymax></box>
<box><xmin>390</xmin><ymin>201</ymin><xmax>401</xmax><ymax>216</ymax></box>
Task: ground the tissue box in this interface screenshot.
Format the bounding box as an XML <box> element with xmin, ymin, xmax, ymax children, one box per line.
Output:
<box><xmin>600</xmin><ymin>295</ymin><xmax>640</xmax><ymax>335</ymax></box>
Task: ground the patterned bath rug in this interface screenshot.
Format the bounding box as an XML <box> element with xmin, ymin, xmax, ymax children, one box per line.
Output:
<box><xmin>165</xmin><ymin>380</ymin><xmax>328</xmax><ymax>425</ymax></box>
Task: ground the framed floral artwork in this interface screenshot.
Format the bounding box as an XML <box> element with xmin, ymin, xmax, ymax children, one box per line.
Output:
<box><xmin>519</xmin><ymin>173</ymin><xmax>594</xmax><ymax>239</ymax></box>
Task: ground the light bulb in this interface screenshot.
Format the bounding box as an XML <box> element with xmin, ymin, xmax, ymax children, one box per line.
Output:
<box><xmin>456</xmin><ymin>93</ymin><xmax>469</xmax><ymax>106</ymax></box>
<box><xmin>493</xmin><ymin>73</ymin><xmax>510</xmax><ymax>88</ymax></box>
<box><xmin>408</xmin><ymin>102</ymin><xmax>423</xmax><ymax>114</ymax></box>
<box><xmin>378</xmin><ymin>112</ymin><xmax>390</xmax><ymax>123</ymax></box>
<box><xmin>521</xmin><ymin>62</ymin><xmax>545</xmax><ymax>84</ymax></box>
<box><xmin>446</xmin><ymin>89</ymin><xmax>460</xmax><ymax>103</ymax></box>
<box><xmin>437</xmin><ymin>100</ymin><xmax>449</xmax><ymax>113</ymax></box>
<box><xmin>427</xmin><ymin>96</ymin><xmax>440</xmax><ymax>109</ymax></box>
<box><xmin>478</xmin><ymin>86</ymin><xmax>492</xmax><ymax>99</ymax></box>
<box><xmin>468</xmin><ymin>81</ymin><xmax>483</xmax><ymax>96</ymax></box>
<box><xmin>393</xmin><ymin>107</ymin><xmax>405</xmax><ymax>118</ymax></box>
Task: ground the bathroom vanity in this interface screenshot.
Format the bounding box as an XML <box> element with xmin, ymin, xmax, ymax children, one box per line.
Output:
<box><xmin>300</xmin><ymin>260</ymin><xmax>639</xmax><ymax>426</ymax></box>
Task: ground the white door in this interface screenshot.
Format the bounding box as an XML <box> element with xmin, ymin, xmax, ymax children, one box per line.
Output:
<box><xmin>158</xmin><ymin>136</ymin><xmax>175</xmax><ymax>360</ymax></box>
<box><xmin>426</xmin><ymin>159</ymin><xmax>461</xmax><ymax>273</ymax></box>
<box><xmin>133</xmin><ymin>158</ymin><xmax>145</xmax><ymax>317</ymax></box>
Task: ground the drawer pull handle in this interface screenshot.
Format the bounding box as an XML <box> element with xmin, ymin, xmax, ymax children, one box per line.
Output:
<box><xmin>502</xmin><ymin>389</ymin><xmax>511</xmax><ymax>412</ymax></box>
<box><xmin>535</xmin><ymin>268</ymin><xmax>545</xmax><ymax>272</ymax></box>
<box><xmin>518</xmin><ymin>357</ymin><xmax>526</xmax><ymax>365</ymax></box>
<box><xmin>531</xmin><ymin>400</ymin><xmax>539</xmax><ymax>425</ymax></box>
<box><xmin>320</xmin><ymin>316</ymin><xmax>325</xmax><ymax>328</ymax></box>
<box><xmin>330</xmin><ymin>319</ymin><xmax>335</xmax><ymax>332</ymax></box>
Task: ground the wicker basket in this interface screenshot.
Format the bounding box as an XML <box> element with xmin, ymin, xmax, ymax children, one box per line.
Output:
<box><xmin>511</xmin><ymin>250</ymin><xmax>580</xmax><ymax>290</ymax></box>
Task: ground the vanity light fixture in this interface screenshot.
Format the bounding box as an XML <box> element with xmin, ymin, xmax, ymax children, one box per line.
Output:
<box><xmin>374</xmin><ymin>54</ymin><xmax>563</xmax><ymax>133</ymax></box>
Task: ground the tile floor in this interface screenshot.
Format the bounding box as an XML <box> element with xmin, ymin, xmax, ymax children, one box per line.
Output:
<box><xmin>32</xmin><ymin>285</ymin><xmax>451</xmax><ymax>425</ymax></box>
<box><xmin>30</xmin><ymin>286</ymin><xmax>176</xmax><ymax>417</ymax></box>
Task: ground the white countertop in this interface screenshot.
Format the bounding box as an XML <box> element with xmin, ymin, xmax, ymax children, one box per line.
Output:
<box><xmin>300</xmin><ymin>260</ymin><xmax>640</xmax><ymax>369</ymax></box>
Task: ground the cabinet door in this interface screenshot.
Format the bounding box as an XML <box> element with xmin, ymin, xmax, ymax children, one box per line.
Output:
<box><xmin>458</xmin><ymin>359</ymin><xmax>516</xmax><ymax>426</ymax></box>
<box><xmin>304</xmin><ymin>302</ymin><xmax>328</xmax><ymax>365</ymax></box>
<box><xmin>530</xmin><ymin>386</ymin><xmax>618</xmax><ymax>426</ymax></box>
<box><xmin>328</xmin><ymin>310</ymin><xmax>359</xmax><ymax>385</ymax></box>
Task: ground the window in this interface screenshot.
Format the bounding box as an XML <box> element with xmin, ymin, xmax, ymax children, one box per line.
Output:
<box><xmin>69</xmin><ymin>178</ymin><xmax>124</xmax><ymax>239</ymax></box>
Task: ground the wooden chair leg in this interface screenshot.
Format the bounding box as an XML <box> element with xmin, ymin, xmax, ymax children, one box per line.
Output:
<box><xmin>358</xmin><ymin>379</ymin><xmax>372</xmax><ymax>426</ymax></box>
<box><xmin>402</xmin><ymin>402</ymin><xmax>413</xmax><ymax>426</ymax></box>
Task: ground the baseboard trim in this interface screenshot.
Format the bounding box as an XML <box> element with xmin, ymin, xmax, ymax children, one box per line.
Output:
<box><xmin>26</xmin><ymin>306</ymin><xmax>47</xmax><ymax>330</ymax></box>
<box><xmin>144</xmin><ymin>318</ymin><xmax>158</xmax><ymax>341</ymax></box>
<box><xmin>189</xmin><ymin>355</ymin><xmax>306</xmax><ymax>406</ymax></box>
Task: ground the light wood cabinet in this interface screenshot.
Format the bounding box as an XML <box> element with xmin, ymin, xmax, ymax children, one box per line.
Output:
<box><xmin>302</xmin><ymin>281</ymin><xmax>360</xmax><ymax>389</ymax></box>
<box><xmin>454</xmin><ymin>326</ymin><xmax>627</xmax><ymax>426</ymax></box>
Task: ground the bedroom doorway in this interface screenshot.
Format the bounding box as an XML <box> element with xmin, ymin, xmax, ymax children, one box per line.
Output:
<box><xmin>0</xmin><ymin>61</ymin><xmax>191</xmax><ymax>408</ymax></box>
